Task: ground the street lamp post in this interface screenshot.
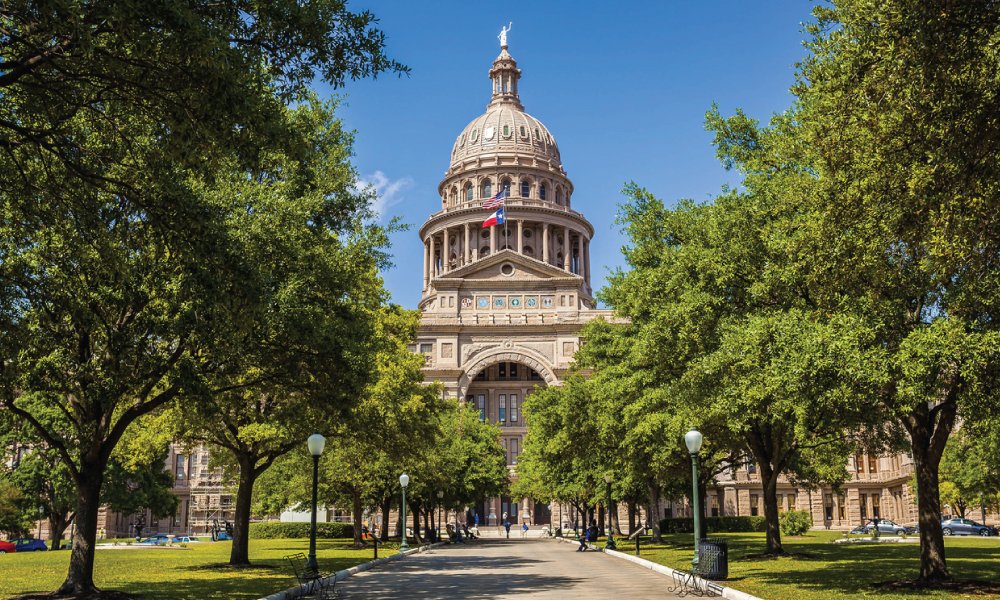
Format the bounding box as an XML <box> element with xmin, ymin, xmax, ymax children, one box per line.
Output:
<box><xmin>437</xmin><ymin>491</ymin><xmax>444</xmax><ymax>542</ymax></box>
<box><xmin>306</xmin><ymin>433</ymin><xmax>326</xmax><ymax>572</ymax></box>
<box><xmin>603</xmin><ymin>473</ymin><xmax>616</xmax><ymax>550</ymax></box>
<box><xmin>399</xmin><ymin>473</ymin><xmax>410</xmax><ymax>552</ymax></box>
<box><xmin>685</xmin><ymin>429</ymin><xmax>703</xmax><ymax>571</ymax></box>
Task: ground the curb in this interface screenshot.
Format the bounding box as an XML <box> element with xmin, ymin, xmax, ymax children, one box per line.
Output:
<box><xmin>258</xmin><ymin>542</ymin><xmax>444</xmax><ymax>600</ymax></box>
<box><xmin>553</xmin><ymin>537</ymin><xmax>761</xmax><ymax>600</ymax></box>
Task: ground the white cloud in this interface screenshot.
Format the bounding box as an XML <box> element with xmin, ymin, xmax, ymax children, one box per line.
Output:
<box><xmin>355</xmin><ymin>171</ymin><xmax>414</xmax><ymax>220</ymax></box>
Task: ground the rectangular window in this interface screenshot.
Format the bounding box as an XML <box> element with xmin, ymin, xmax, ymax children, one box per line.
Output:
<box><xmin>860</xmin><ymin>493</ymin><xmax>868</xmax><ymax>520</ymax></box>
<box><xmin>750</xmin><ymin>494</ymin><xmax>759</xmax><ymax>517</ymax></box>
<box><xmin>530</xmin><ymin>369</ymin><xmax>541</xmax><ymax>381</ymax></box>
<box><xmin>521</xmin><ymin>181</ymin><xmax>530</xmax><ymax>197</ymax></box>
<box><xmin>476</xmin><ymin>369</ymin><xmax>488</xmax><ymax>381</ymax></box>
<box><xmin>220</xmin><ymin>495</ymin><xmax>233</xmax><ymax>508</ymax></box>
<box><xmin>419</xmin><ymin>343</ymin><xmax>433</xmax><ymax>353</ymax></box>
<box><xmin>747</xmin><ymin>461</ymin><xmax>756</xmax><ymax>474</ymax></box>
<box><xmin>855</xmin><ymin>454</ymin><xmax>864</xmax><ymax>472</ymax></box>
<box><xmin>511</xmin><ymin>437</ymin><xmax>519</xmax><ymax>465</ymax></box>
<box><xmin>711</xmin><ymin>496</ymin><xmax>720</xmax><ymax>517</ymax></box>
<box><xmin>838</xmin><ymin>494</ymin><xmax>846</xmax><ymax>520</ymax></box>
<box><xmin>777</xmin><ymin>494</ymin><xmax>784</xmax><ymax>513</ymax></box>
<box><xmin>872</xmin><ymin>494</ymin><xmax>880</xmax><ymax>518</ymax></box>
<box><xmin>477</xmin><ymin>394</ymin><xmax>486</xmax><ymax>421</ymax></box>
<box><xmin>499</xmin><ymin>394</ymin><xmax>507</xmax><ymax>423</ymax></box>
<box><xmin>868</xmin><ymin>455</ymin><xmax>878</xmax><ymax>473</ymax></box>
<box><xmin>498</xmin><ymin>363</ymin><xmax>507</xmax><ymax>379</ymax></box>
<box><xmin>825</xmin><ymin>494</ymin><xmax>834</xmax><ymax>520</ymax></box>
<box><xmin>510</xmin><ymin>394</ymin><xmax>519</xmax><ymax>423</ymax></box>
<box><xmin>175</xmin><ymin>455</ymin><xmax>185</xmax><ymax>480</ymax></box>
<box><xmin>788</xmin><ymin>493</ymin><xmax>796</xmax><ymax>511</ymax></box>
<box><xmin>510</xmin><ymin>363</ymin><xmax>518</xmax><ymax>379</ymax></box>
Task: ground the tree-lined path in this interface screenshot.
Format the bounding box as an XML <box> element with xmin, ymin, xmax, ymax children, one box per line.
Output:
<box><xmin>335</xmin><ymin>539</ymin><xmax>684</xmax><ymax>599</ymax></box>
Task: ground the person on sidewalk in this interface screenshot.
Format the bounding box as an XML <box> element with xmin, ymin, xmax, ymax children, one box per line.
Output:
<box><xmin>521</xmin><ymin>522</ymin><xmax>529</xmax><ymax>538</ymax></box>
<box><xmin>503</xmin><ymin>516</ymin><xmax>512</xmax><ymax>539</ymax></box>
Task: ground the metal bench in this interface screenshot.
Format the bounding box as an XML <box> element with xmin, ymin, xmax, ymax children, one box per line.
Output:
<box><xmin>666</xmin><ymin>568</ymin><xmax>723</xmax><ymax>597</ymax></box>
<box><xmin>284</xmin><ymin>552</ymin><xmax>337</xmax><ymax>599</ymax></box>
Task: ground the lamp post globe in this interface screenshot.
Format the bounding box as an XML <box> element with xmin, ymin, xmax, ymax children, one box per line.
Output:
<box><xmin>399</xmin><ymin>473</ymin><xmax>410</xmax><ymax>552</ymax></box>
<box><xmin>685</xmin><ymin>429</ymin><xmax>703</xmax><ymax>571</ymax></box>
<box><xmin>306</xmin><ymin>433</ymin><xmax>326</xmax><ymax>572</ymax></box>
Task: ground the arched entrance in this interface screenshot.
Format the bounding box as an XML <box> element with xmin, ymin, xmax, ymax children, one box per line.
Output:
<box><xmin>460</xmin><ymin>349</ymin><xmax>556</xmax><ymax>527</ymax></box>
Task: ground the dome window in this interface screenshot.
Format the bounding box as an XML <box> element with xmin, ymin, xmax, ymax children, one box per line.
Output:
<box><xmin>519</xmin><ymin>125</ymin><xmax>527</xmax><ymax>139</ymax></box>
<box><xmin>540</xmin><ymin>184</ymin><xmax>547</xmax><ymax>200</ymax></box>
<box><xmin>471</xmin><ymin>128</ymin><xmax>479</xmax><ymax>142</ymax></box>
<box><xmin>460</xmin><ymin>134</ymin><xmax>466</xmax><ymax>146</ymax></box>
<box><xmin>520</xmin><ymin>180</ymin><xmax>530</xmax><ymax>198</ymax></box>
<box><xmin>534</xmin><ymin>128</ymin><xmax>540</xmax><ymax>140</ymax></box>
<box><xmin>502</xmin><ymin>124</ymin><xmax>511</xmax><ymax>138</ymax></box>
<box><xmin>482</xmin><ymin>180</ymin><xmax>492</xmax><ymax>198</ymax></box>
<box><xmin>556</xmin><ymin>189</ymin><xmax>563</xmax><ymax>205</ymax></box>
<box><xmin>465</xmin><ymin>184</ymin><xmax>474</xmax><ymax>202</ymax></box>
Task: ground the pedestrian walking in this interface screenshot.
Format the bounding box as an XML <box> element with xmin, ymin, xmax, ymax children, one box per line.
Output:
<box><xmin>521</xmin><ymin>522</ymin><xmax>529</xmax><ymax>538</ymax></box>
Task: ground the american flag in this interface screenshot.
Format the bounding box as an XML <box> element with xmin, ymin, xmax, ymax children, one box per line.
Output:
<box><xmin>481</xmin><ymin>187</ymin><xmax>508</xmax><ymax>210</ymax></box>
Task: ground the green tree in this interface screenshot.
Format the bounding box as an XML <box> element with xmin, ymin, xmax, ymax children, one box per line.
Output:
<box><xmin>0</xmin><ymin>3</ymin><xmax>404</xmax><ymax>593</ymax></box>
<box><xmin>937</xmin><ymin>427</ymin><xmax>1000</xmax><ymax>520</ymax></box>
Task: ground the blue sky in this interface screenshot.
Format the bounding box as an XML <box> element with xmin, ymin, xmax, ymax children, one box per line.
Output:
<box><xmin>322</xmin><ymin>1</ymin><xmax>816</xmax><ymax>308</ymax></box>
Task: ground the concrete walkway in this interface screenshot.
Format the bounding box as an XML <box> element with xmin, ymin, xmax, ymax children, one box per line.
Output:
<box><xmin>335</xmin><ymin>538</ymin><xmax>684</xmax><ymax>599</ymax></box>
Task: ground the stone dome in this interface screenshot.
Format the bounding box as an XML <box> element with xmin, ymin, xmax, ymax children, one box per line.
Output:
<box><xmin>451</xmin><ymin>108</ymin><xmax>560</xmax><ymax>165</ymax></box>
<box><xmin>448</xmin><ymin>46</ymin><xmax>561</xmax><ymax>167</ymax></box>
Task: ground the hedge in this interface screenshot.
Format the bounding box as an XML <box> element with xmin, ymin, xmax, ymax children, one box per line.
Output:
<box><xmin>658</xmin><ymin>515</ymin><xmax>767</xmax><ymax>534</ymax></box>
<box><xmin>779</xmin><ymin>510</ymin><xmax>812</xmax><ymax>536</ymax></box>
<box><xmin>249</xmin><ymin>521</ymin><xmax>355</xmax><ymax>539</ymax></box>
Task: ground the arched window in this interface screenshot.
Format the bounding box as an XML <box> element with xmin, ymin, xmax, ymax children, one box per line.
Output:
<box><xmin>500</xmin><ymin>178</ymin><xmax>512</xmax><ymax>197</ymax></box>
<box><xmin>482</xmin><ymin>179</ymin><xmax>492</xmax><ymax>198</ymax></box>
<box><xmin>450</xmin><ymin>187</ymin><xmax>458</xmax><ymax>206</ymax></box>
<box><xmin>465</xmin><ymin>184</ymin><xmax>473</xmax><ymax>202</ymax></box>
<box><xmin>520</xmin><ymin>180</ymin><xmax>530</xmax><ymax>198</ymax></box>
<box><xmin>556</xmin><ymin>189</ymin><xmax>563</xmax><ymax>205</ymax></box>
<box><xmin>539</xmin><ymin>184</ymin><xmax>547</xmax><ymax>200</ymax></box>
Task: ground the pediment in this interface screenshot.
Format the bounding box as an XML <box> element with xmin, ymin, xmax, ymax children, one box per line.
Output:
<box><xmin>436</xmin><ymin>250</ymin><xmax>581</xmax><ymax>283</ymax></box>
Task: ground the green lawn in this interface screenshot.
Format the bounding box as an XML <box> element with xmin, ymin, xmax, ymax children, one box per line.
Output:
<box><xmin>0</xmin><ymin>538</ymin><xmax>387</xmax><ymax>599</ymax></box>
<box><xmin>635</xmin><ymin>531</ymin><xmax>1000</xmax><ymax>600</ymax></box>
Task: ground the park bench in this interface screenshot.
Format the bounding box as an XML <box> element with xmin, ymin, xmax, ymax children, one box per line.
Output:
<box><xmin>284</xmin><ymin>552</ymin><xmax>337</xmax><ymax>599</ymax></box>
<box><xmin>667</xmin><ymin>568</ymin><xmax>723</xmax><ymax>597</ymax></box>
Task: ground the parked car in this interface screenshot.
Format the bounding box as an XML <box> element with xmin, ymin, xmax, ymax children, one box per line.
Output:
<box><xmin>10</xmin><ymin>538</ymin><xmax>47</xmax><ymax>552</ymax></box>
<box><xmin>215</xmin><ymin>531</ymin><xmax>232</xmax><ymax>541</ymax></box>
<box><xmin>863</xmin><ymin>519</ymin><xmax>916</xmax><ymax>536</ymax></box>
<box><xmin>174</xmin><ymin>536</ymin><xmax>200</xmax><ymax>543</ymax></box>
<box><xmin>139</xmin><ymin>533</ymin><xmax>170</xmax><ymax>545</ymax></box>
<box><xmin>941</xmin><ymin>518</ymin><xmax>998</xmax><ymax>536</ymax></box>
<box><xmin>0</xmin><ymin>540</ymin><xmax>15</xmax><ymax>554</ymax></box>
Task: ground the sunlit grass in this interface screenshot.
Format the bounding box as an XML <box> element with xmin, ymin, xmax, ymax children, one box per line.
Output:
<box><xmin>637</xmin><ymin>530</ymin><xmax>1000</xmax><ymax>599</ymax></box>
<box><xmin>0</xmin><ymin>538</ymin><xmax>386</xmax><ymax>599</ymax></box>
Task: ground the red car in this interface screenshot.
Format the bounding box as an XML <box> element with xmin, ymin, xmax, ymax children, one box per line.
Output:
<box><xmin>0</xmin><ymin>540</ymin><xmax>15</xmax><ymax>554</ymax></box>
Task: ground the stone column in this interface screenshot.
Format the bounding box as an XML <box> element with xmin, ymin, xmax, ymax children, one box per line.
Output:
<box><xmin>583</xmin><ymin>239</ymin><xmax>591</xmax><ymax>287</ymax></box>
<box><xmin>443</xmin><ymin>227</ymin><xmax>451</xmax><ymax>272</ymax></box>
<box><xmin>563</xmin><ymin>227</ymin><xmax>571</xmax><ymax>271</ymax></box>
<box><xmin>576</xmin><ymin>234</ymin><xmax>584</xmax><ymax>277</ymax></box>
<box><xmin>517</xmin><ymin>220</ymin><xmax>524</xmax><ymax>254</ymax></box>
<box><xmin>464</xmin><ymin>223</ymin><xmax>471</xmax><ymax>265</ymax></box>
<box><xmin>542</xmin><ymin>223</ymin><xmax>550</xmax><ymax>264</ymax></box>
<box><xmin>429</xmin><ymin>234</ymin><xmax>437</xmax><ymax>278</ymax></box>
<box><xmin>423</xmin><ymin>240</ymin><xmax>430</xmax><ymax>289</ymax></box>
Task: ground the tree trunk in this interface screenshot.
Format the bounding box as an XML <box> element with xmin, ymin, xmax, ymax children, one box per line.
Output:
<box><xmin>229</xmin><ymin>455</ymin><xmax>259</xmax><ymax>567</ymax></box>
<box><xmin>611</xmin><ymin>500</ymin><xmax>621</xmax><ymax>535</ymax></box>
<box><xmin>351</xmin><ymin>489</ymin><xmax>364</xmax><ymax>547</ymax></box>
<box><xmin>628</xmin><ymin>501</ymin><xmax>636</xmax><ymax>534</ymax></box>
<box><xmin>759</xmin><ymin>463</ymin><xmax>784</xmax><ymax>555</ymax></box>
<box><xmin>410</xmin><ymin>500</ymin><xmax>422</xmax><ymax>544</ymax></box>
<box><xmin>648</xmin><ymin>481</ymin><xmax>662</xmax><ymax>542</ymax></box>
<box><xmin>907</xmin><ymin>398</ymin><xmax>956</xmax><ymax>582</ymax></box>
<box><xmin>597</xmin><ymin>501</ymin><xmax>605</xmax><ymax>535</ymax></box>
<box><xmin>57</xmin><ymin>460</ymin><xmax>104</xmax><ymax>595</ymax></box>
<box><xmin>49</xmin><ymin>514</ymin><xmax>69</xmax><ymax>551</ymax></box>
<box><xmin>379</xmin><ymin>498</ymin><xmax>391</xmax><ymax>541</ymax></box>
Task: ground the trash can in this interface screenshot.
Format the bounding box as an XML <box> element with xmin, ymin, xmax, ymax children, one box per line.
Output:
<box><xmin>698</xmin><ymin>538</ymin><xmax>729</xmax><ymax>580</ymax></box>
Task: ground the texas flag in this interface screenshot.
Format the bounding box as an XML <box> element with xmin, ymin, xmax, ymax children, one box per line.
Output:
<box><xmin>482</xmin><ymin>206</ymin><xmax>505</xmax><ymax>228</ymax></box>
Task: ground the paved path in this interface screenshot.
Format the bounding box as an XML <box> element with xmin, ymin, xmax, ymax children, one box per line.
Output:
<box><xmin>335</xmin><ymin>539</ymin><xmax>684</xmax><ymax>599</ymax></box>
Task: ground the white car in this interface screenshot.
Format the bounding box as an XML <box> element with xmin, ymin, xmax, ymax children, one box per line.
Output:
<box><xmin>174</xmin><ymin>536</ymin><xmax>201</xmax><ymax>543</ymax></box>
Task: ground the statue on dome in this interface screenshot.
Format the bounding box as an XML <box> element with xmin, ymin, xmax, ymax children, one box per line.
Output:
<box><xmin>499</xmin><ymin>22</ymin><xmax>512</xmax><ymax>48</ymax></box>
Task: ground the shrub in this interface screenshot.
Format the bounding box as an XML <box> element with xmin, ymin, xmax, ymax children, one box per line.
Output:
<box><xmin>658</xmin><ymin>515</ymin><xmax>767</xmax><ymax>534</ymax></box>
<box><xmin>779</xmin><ymin>510</ymin><xmax>812</xmax><ymax>536</ymax></box>
<box><xmin>248</xmin><ymin>521</ymin><xmax>354</xmax><ymax>539</ymax></box>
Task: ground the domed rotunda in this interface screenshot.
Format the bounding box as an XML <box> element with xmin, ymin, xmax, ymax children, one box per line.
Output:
<box><xmin>414</xmin><ymin>31</ymin><xmax>612</xmax><ymax>528</ymax></box>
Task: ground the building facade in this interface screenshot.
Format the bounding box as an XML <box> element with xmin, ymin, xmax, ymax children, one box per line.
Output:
<box><xmin>414</xmin><ymin>37</ymin><xmax>612</xmax><ymax>526</ymax></box>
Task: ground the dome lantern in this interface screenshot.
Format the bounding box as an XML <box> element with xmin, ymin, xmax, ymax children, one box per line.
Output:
<box><xmin>488</xmin><ymin>25</ymin><xmax>523</xmax><ymax>110</ymax></box>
